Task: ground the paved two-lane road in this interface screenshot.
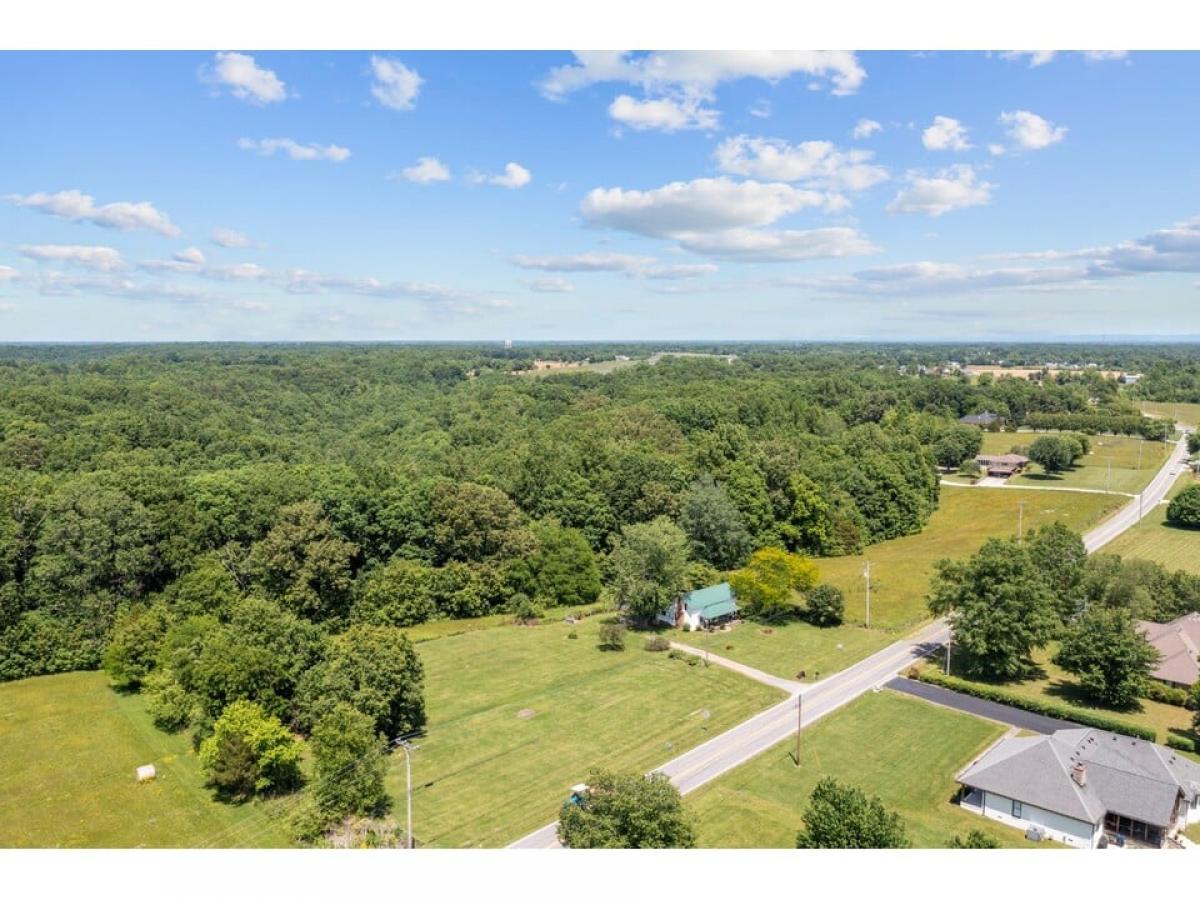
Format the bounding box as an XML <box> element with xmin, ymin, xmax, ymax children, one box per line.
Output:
<box><xmin>509</xmin><ymin>426</ymin><xmax>1193</xmax><ymax>849</ymax></box>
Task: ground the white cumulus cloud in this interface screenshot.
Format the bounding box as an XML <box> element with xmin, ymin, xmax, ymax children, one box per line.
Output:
<box><xmin>714</xmin><ymin>135</ymin><xmax>888</xmax><ymax>193</ymax></box>
<box><xmin>6</xmin><ymin>189</ymin><xmax>181</xmax><ymax>237</ymax></box>
<box><xmin>370</xmin><ymin>56</ymin><xmax>423</xmax><ymax>111</ymax></box>
<box><xmin>675</xmin><ymin>227</ymin><xmax>878</xmax><ymax>262</ymax></box>
<box><xmin>999</xmin><ymin>110</ymin><xmax>1067</xmax><ymax>150</ymax></box>
<box><xmin>394</xmin><ymin>156</ymin><xmax>451</xmax><ymax>184</ymax></box>
<box><xmin>853</xmin><ymin>118</ymin><xmax>882</xmax><ymax>139</ymax></box>
<box><xmin>581</xmin><ymin>176</ymin><xmax>827</xmax><ymax>238</ymax></box>
<box><xmin>539</xmin><ymin>50</ymin><xmax>867</xmax><ymax>99</ymax></box>
<box><xmin>922</xmin><ymin>116</ymin><xmax>971</xmax><ymax>151</ymax></box>
<box><xmin>471</xmin><ymin>162</ymin><xmax>531</xmax><ymax>189</ymax></box>
<box><xmin>887</xmin><ymin>165</ymin><xmax>993</xmax><ymax>217</ymax></box>
<box><xmin>237</xmin><ymin>137</ymin><xmax>351</xmax><ymax>162</ymax></box>
<box><xmin>608</xmin><ymin>94</ymin><xmax>719</xmax><ymax>132</ymax></box>
<box><xmin>205</xmin><ymin>51</ymin><xmax>288</xmax><ymax>104</ymax></box>
<box><xmin>20</xmin><ymin>244</ymin><xmax>125</xmax><ymax>272</ymax></box>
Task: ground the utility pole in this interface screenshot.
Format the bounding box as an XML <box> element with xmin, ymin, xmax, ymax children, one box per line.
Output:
<box><xmin>396</xmin><ymin>736</ymin><xmax>420</xmax><ymax>849</ymax></box>
<box><xmin>794</xmin><ymin>692</ymin><xmax>802</xmax><ymax>766</ymax></box>
<box><xmin>1106</xmin><ymin>460</ymin><xmax>1112</xmax><ymax>494</ymax></box>
<box><xmin>1137</xmin><ymin>439</ymin><xmax>1143</xmax><ymax>471</ymax></box>
<box><xmin>1017</xmin><ymin>500</ymin><xmax>1025</xmax><ymax>541</ymax></box>
<box><xmin>863</xmin><ymin>560</ymin><xmax>871</xmax><ymax>629</ymax></box>
<box><xmin>945</xmin><ymin>617</ymin><xmax>952</xmax><ymax>675</ymax></box>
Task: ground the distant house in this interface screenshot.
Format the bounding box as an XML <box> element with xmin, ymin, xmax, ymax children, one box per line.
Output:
<box><xmin>656</xmin><ymin>582</ymin><xmax>739</xmax><ymax>632</ymax></box>
<box><xmin>959</xmin><ymin>410</ymin><xmax>1005</xmax><ymax>427</ymax></box>
<box><xmin>1119</xmin><ymin>373</ymin><xmax>1143</xmax><ymax>385</ymax></box>
<box><xmin>956</xmin><ymin>727</ymin><xmax>1200</xmax><ymax>848</ymax></box>
<box><xmin>1136</xmin><ymin>613</ymin><xmax>1200</xmax><ymax>689</ymax></box>
<box><xmin>975</xmin><ymin>453</ymin><xmax>1030</xmax><ymax>477</ymax></box>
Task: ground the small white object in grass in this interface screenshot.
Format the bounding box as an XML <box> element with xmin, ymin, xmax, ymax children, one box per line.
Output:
<box><xmin>837</xmin><ymin>643</ymin><xmax>843</xmax><ymax>650</ymax></box>
<box><xmin>136</xmin><ymin>764</ymin><xmax>156</xmax><ymax>782</ymax></box>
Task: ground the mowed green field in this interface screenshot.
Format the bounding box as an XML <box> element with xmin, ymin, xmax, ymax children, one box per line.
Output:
<box><xmin>0</xmin><ymin>671</ymin><xmax>292</xmax><ymax>848</ymax></box>
<box><xmin>978</xmin><ymin>431</ymin><xmax>1170</xmax><ymax>493</ymax></box>
<box><xmin>819</xmin><ymin>488</ymin><xmax>1123</xmax><ymax>631</ymax></box>
<box><xmin>1139</xmin><ymin>401</ymin><xmax>1200</xmax><ymax>429</ymax></box>
<box><xmin>1104</xmin><ymin>478</ymin><xmax>1200</xmax><ymax>575</ymax></box>
<box><xmin>679</xmin><ymin>617</ymin><xmax>894</xmax><ymax>682</ymax></box>
<box><xmin>392</xmin><ymin>614</ymin><xmax>782</xmax><ymax>847</ymax></box>
<box><xmin>686</xmin><ymin>690</ymin><xmax>1049</xmax><ymax>848</ymax></box>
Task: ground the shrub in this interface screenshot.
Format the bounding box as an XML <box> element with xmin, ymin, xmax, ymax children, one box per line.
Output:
<box><xmin>1166</xmin><ymin>735</ymin><xmax>1196</xmax><ymax>754</ymax></box>
<box><xmin>598</xmin><ymin>622</ymin><xmax>626</xmax><ymax>651</ymax></box>
<box><xmin>915</xmin><ymin>667</ymin><xmax>1157</xmax><ymax>742</ymax></box>
<box><xmin>198</xmin><ymin>700</ymin><xmax>303</xmax><ymax>801</ymax></box>
<box><xmin>567</xmin><ymin>630</ymin><xmax>578</xmax><ymax>640</ymax></box>
<box><xmin>806</xmin><ymin>584</ymin><xmax>844</xmax><ymax>627</ymax></box>
<box><xmin>644</xmin><ymin>635</ymin><xmax>671</xmax><ymax>652</ymax></box>
<box><xmin>143</xmin><ymin>670</ymin><xmax>194</xmax><ymax>732</ymax></box>
<box><xmin>667</xmin><ymin>649</ymin><xmax>685</xmax><ymax>661</ymax></box>
<box><xmin>1144</xmin><ymin>680</ymin><xmax>1190</xmax><ymax>708</ymax></box>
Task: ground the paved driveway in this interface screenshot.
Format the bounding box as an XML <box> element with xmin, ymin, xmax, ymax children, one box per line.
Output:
<box><xmin>885</xmin><ymin>677</ymin><xmax>1067</xmax><ymax>734</ymax></box>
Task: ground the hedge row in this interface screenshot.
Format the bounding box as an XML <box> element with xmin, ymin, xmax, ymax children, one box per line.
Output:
<box><xmin>1143</xmin><ymin>679</ymin><xmax>1193</xmax><ymax>709</ymax></box>
<box><xmin>913</xmin><ymin>667</ymin><xmax>1158</xmax><ymax>742</ymax></box>
<box><xmin>1167</xmin><ymin>735</ymin><xmax>1196</xmax><ymax>754</ymax></box>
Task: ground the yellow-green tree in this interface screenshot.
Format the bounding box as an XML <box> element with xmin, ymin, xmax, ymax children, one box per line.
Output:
<box><xmin>729</xmin><ymin>547</ymin><xmax>819</xmax><ymax>618</ymax></box>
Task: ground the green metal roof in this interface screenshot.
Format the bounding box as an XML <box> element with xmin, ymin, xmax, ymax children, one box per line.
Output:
<box><xmin>684</xmin><ymin>582</ymin><xmax>738</xmax><ymax>619</ymax></box>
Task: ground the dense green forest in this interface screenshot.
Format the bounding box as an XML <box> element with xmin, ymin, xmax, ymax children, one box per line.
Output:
<box><xmin>0</xmin><ymin>341</ymin><xmax>1180</xmax><ymax>685</ymax></box>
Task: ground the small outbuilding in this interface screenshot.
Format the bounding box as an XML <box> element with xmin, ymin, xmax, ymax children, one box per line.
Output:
<box><xmin>135</xmin><ymin>764</ymin><xmax>157</xmax><ymax>783</ymax></box>
<box><xmin>657</xmin><ymin>582</ymin><xmax>739</xmax><ymax>632</ymax></box>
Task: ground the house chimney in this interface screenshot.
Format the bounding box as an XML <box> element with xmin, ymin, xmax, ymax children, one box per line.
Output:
<box><xmin>1071</xmin><ymin>762</ymin><xmax>1087</xmax><ymax>787</ymax></box>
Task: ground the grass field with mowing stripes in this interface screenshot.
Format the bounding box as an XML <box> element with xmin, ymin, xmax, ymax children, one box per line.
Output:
<box><xmin>686</xmin><ymin>690</ymin><xmax>1056</xmax><ymax>848</ymax></box>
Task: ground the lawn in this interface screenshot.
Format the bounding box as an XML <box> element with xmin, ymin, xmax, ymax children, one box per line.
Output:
<box><xmin>978</xmin><ymin>430</ymin><xmax>1170</xmax><ymax>493</ymax></box>
<box><xmin>677</xmin><ymin>616</ymin><xmax>894</xmax><ymax>682</ymax></box>
<box><xmin>818</xmin><ymin>488</ymin><xmax>1123</xmax><ymax>631</ymax></box>
<box><xmin>1103</xmin><ymin>477</ymin><xmax>1200</xmax><ymax>575</ymax></box>
<box><xmin>0</xmin><ymin>671</ymin><xmax>292</xmax><ymax>848</ymax></box>
<box><xmin>686</xmin><ymin>690</ymin><xmax>1051</xmax><ymax>848</ymax></box>
<box><xmin>1139</xmin><ymin>401</ymin><xmax>1200</xmax><ymax>429</ymax></box>
<box><xmin>924</xmin><ymin>643</ymin><xmax>1198</xmax><ymax>747</ymax></box>
<box><xmin>392</xmin><ymin>614</ymin><xmax>783</xmax><ymax>847</ymax></box>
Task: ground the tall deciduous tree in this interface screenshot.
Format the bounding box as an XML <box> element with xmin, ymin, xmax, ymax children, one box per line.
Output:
<box><xmin>296</xmin><ymin>624</ymin><xmax>425</xmax><ymax>740</ymax></box>
<box><xmin>558</xmin><ymin>769</ymin><xmax>695</xmax><ymax>848</ymax></box>
<box><xmin>1027</xmin><ymin>435</ymin><xmax>1074</xmax><ymax>475</ymax></box>
<box><xmin>678</xmin><ymin>477</ymin><xmax>753</xmax><ymax>570</ymax></box>
<box><xmin>928</xmin><ymin>538</ymin><xmax>1059</xmax><ymax>678</ymax></box>
<box><xmin>795</xmin><ymin>778</ymin><xmax>909</xmax><ymax>849</ymax></box>
<box><xmin>1025</xmin><ymin>522</ymin><xmax>1088</xmax><ymax>621</ymax></box>
<box><xmin>249</xmin><ymin>501</ymin><xmax>357</xmax><ymax>622</ymax></box>
<box><xmin>1054</xmin><ymin>606</ymin><xmax>1160</xmax><ymax>708</ymax></box>
<box><xmin>608</xmin><ymin>517</ymin><xmax>690</xmax><ymax>623</ymax></box>
<box><xmin>309</xmin><ymin>702</ymin><xmax>390</xmax><ymax>822</ymax></box>
<box><xmin>1167</xmin><ymin>485</ymin><xmax>1200</xmax><ymax>529</ymax></box>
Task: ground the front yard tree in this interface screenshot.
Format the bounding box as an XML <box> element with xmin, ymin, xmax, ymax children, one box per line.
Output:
<box><xmin>198</xmin><ymin>699</ymin><xmax>302</xmax><ymax>801</ymax></box>
<box><xmin>947</xmin><ymin>829</ymin><xmax>1000</xmax><ymax>848</ymax></box>
<box><xmin>1027</xmin><ymin>435</ymin><xmax>1074</xmax><ymax>475</ymax></box>
<box><xmin>558</xmin><ymin>769</ymin><xmax>696</xmax><ymax>848</ymax></box>
<box><xmin>927</xmin><ymin>538</ymin><xmax>1059</xmax><ymax>678</ymax></box>
<box><xmin>1054</xmin><ymin>606</ymin><xmax>1160</xmax><ymax>708</ymax></box>
<box><xmin>1166</xmin><ymin>484</ymin><xmax>1200</xmax><ymax>529</ymax></box>
<box><xmin>795</xmin><ymin>777</ymin><xmax>909</xmax><ymax>849</ymax></box>
<box><xmin>729</xmin><ymin>547</ymin><xmax>819</xmax><ymax>618</ymax></box>
<box><xmin>608</xmin><ymin>517</ymin><xmax>690</xmax><ymax>623</ymax></box>
<box><xmin>1025</xmin><ymin>522</ymin><xmax>1088</xmax><ymax>621</ymax></box>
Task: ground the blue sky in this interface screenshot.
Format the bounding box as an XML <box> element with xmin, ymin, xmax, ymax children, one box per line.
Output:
<box><xmin>1</xmin><ymin>50</ymin><xmax>1198</xmax><ymax>341</ymax></box>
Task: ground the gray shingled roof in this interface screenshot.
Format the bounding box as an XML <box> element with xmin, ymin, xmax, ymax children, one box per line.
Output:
<box><xmin>1137</xmin><ymin>614</ymin><xmax>1200</xmax><ymax>687</ymax></box>
<box><xmin>957</xmin><ymin>727</ymin><xmax>1200</xmax><ymax>828</ymax></box>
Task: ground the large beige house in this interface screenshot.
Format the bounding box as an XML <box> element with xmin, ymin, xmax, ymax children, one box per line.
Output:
<box><xmin>1137</xmin><ymin>613</ymin><xmax>1200</xmax><ymax>689</ymax></box>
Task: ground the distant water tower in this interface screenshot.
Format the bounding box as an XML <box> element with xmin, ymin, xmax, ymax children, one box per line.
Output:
<box><xmin>503</xmin><ymin>339</ymin><xmax>513</xmax><ymax>349</ymax></box>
